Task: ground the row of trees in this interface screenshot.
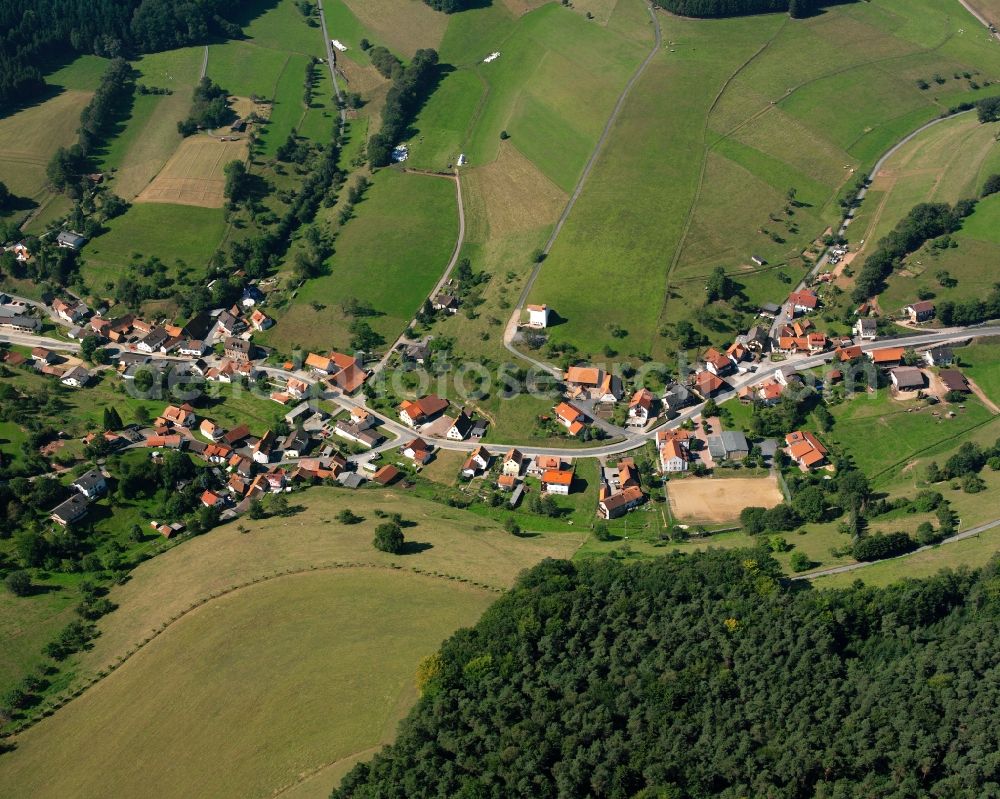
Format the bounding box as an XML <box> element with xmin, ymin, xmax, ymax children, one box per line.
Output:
<box><xmin>650</xmin><ymin>0</ymin><xmax>820</xmax><ymax>17</ymax></box>
<box><xmin>367</xmin><ymin>49</ymin><xmax>440</xmax><ymax>168</ymax></box>
<box><xmin>0</xmin><ymin>0</ymin><xmax>246</xmax><ymax>106</ymax></box>
<box><xmin>334</xmin><ymin>550</ymin><xmax>1000</xmax><ymax>798</ymax></box>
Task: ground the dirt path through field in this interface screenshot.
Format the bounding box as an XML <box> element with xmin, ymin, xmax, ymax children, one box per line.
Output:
<box><xmin>967</xmin><ymin>377</ymin><xmax>1000</xmax><ymax>414</ymax></box>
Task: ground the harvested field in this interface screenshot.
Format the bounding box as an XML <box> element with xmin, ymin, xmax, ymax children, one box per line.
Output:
<box><xmin>135</xmin><ymin>135</ymin><xmax>248</xmax><ymax>207</ymax></box>
<box><xmin>667</xmin><ymin>475</ymin><xmax>783</xmax><ymax>523</ymax></box>
<box><xmin>462</xmin><ymin>141</ymin><xmax>568</xmax><ymax>238</ymax></box>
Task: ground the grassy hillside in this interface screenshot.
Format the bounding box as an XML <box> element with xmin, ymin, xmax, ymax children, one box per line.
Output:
<box><xmin>528</xmin><ymin>0</ymin><xmax>1000</xmax><ymax>359</ymax></box>
<box><xmin>0</xmin><ymin>488</ymin><xmax>581</xmax><ymax>796</ymax></box>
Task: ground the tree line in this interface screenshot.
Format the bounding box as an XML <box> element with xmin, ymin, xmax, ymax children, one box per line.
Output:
<box><xmin>851</xmin><ymin>199</ymin><xmax>977</xmax><ymax>303</ymax></box>
<box><xmin>650</xmin><ymin>0</ymin><xmax>851</xmax><ymax>18</ymax></box>
<box><xmin>333</xmin><ymin>549</ymin><xmax>1000</xmax><ymax>798</ymax></box>
<box><xmin>0</xmin><ymin>0</ymin><xmax>247</xmax><ymax>107</ymax></box>
<box><xmin>367</xmin><ymin>49</ymin><xmax>440</xmax><ymax>167</ymax></box>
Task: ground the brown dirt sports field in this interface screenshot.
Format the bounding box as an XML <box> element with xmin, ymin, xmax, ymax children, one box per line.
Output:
<box><xmin>135</xmin><ymin>135</ymin><xmax>248</xmax><ymax>207</ymax></box>
<box><xmin>667</xmin><ymin>476</ymin><xmax>784</xmax><ymax>524</ymax></box>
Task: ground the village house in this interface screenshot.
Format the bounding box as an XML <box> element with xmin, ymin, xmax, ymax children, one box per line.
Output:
<box><xmin>402</xmin><ymin>437</ymin><xmax>434</xmax><ymax>465</ymax></box>
<box><xmin>50</xmin><ymin>493</ymin><xmax>90</xmax><ymax>526</ymax></box>
<box><xmin>853</xmin><ymin>317</ymin><xmax>877</xmax><ymax>341</ymax></box>
<box><xmin>253</xmin><ymin>430</ymin><xmax>276</xmax><ymax>464</ymax></box>
<box><xmin>333</xmin><ymin>420</ymin><xmax>382</xmax><ymax>449</ymax></box>
<box><xmin>373</xmin><ymin>465</ymin><xmax>400</xmax><ymax>486</ymax></box>
<box><xmin>200</xmin><ymin>490</ymin><xmax>224</xmax><ymax>509</ymax></box>
<box><xmin>786</xmin><ymin>289</ymin><xmax>819</xmax><ymax>316</ymax></box>
<box><xmin>726</xmin><ymin>341</ymin><xmax>749</xmax><ymax>367</ymax></box>
<box><xmin>497</xmin><ymin>473</ymin><xmax>518</xmax><ymax>492</ymax></box>
<box><xmin>199</xmin><ymin>419</ymin><xmax>223</xmax><ymax>440</ymax></box>
<box><xmin>285</xmin><ymin>377</ymin><xmax>310</xmax><ymax>399</ymax></box>
<box><xmin>250</xmin><ymin>309</ymin><xmax>273</xmax><ymax>331</ymax></box>
<box><xmin>868</xmin><ymin>347</ymin><xmax>906</xmax><ymax>368</ymax></box>
<box><xmin>596</xmin><ymin>372</ymin><xmax>623</xmax><ymax>404</ymax></box>
<box><xmin>56</xmin><ymin>231</ymin><xmax>86</xmax><ymax>250</ymax></box>
<box><xmin>349</xmin><ymin>407</ymin><xmax>375</xmax><ymax>430</ymax></box>
<box><xmin>281</xmin><ymin>430</ymin><xmax>312</xmax><ymax>459</ymax></box>
<box><xmin>60</xmin><ymin>365</ymin><xmax>90</xmax><ymax>388</ymax></box>
<box><xmin>743</xmin><ymin>325</ymin><xmax>770</xmax><ymax>353</ymax></box>
<box><xmin>461</xmin><ymin>445</ymin><xmax>490</xmax><ymax>478</ymax></box>
<box><xmin>759</xmin><ymin>302</ymin><xmax>782</xmax><ymax>319</ymax></box>
<box><xmin>432</xmin><ymin>293</ymin><xmax>459</xmax><ymax>314</ymax></box>
<box><xmin>836</xmin><ymin>344</ymin><xmax>863</xmax><ymax>362</ymax></box>
<box><xmin>785</xmin><ymin>430</ymin><xmax>828</xmax><ymax>470</ymax></box>
<box><xmin>178</xmin><ymin>339</ymin><xmax>207</xmax><ymax>357</ymax></box>
<box><xmin>628</xmin><ymin>388</ymin><xmax>656</xmax><ymax>427</ymax></box>
<box><xmin>52</xmin><ymin>298</ymin><xmax>87</xmax><ymax>324</ymax></box>
<box><xmin>31</xmin><ymin>347</ymin><xmax>56</xmax><ymax>364</ymax></box>
<box><xmin>703</xmin><ymin>347</ymin><xmax>731</xmax><ymax>376</ymax></box>
<box><xmin>554</xmin><ymin>401</ymin><xmax>586</xmax><ymax>436</ymax></box>
<box><xmin>404</xmin><ymin>341</ymin><xmax>431</xmax><ymax>365</ymax></box>
<box><xmin>890</xmin><ymin>366</ymin><xmax>925</xmax><ymax>392</ymax></box>
<box><xmin>325</xmin><ymin>351</ymin><xmax>367</xmax><ymax>394</ymax></box>
<box><xmin>662</xmin><ymin>383</ymin><xmax>692</xmax><ymax>416</ymax></box>
<box><xmin>775</xmin><ymin>364</ymin><xmax>802</xmax><ymax>388</ymax></box>
<box><xmin>923</xmin><ymin>346</ymin><xmax>954</xmax><ymax>367</ymax></box>
<box><xmin>225</xmin><ymin>337</ymin><xmax>252</xmax><ymax>363</ymax></box>
<box><xmin>528</xmin><ymin>454</ymin><xmax>564</xmax><ymax>478</ymax></box>
<box><xmin>502</xmin><ymin>448</ymin><xmax>523</xmax><ymax>477</ymax></box>
<box><xmin>223</xmin><ymin>424</ymin><xmax>251</xmax><ymax>447</ymax></box>
<box><xmin>445</xmin><ymin>408</ymin><xmax>475</xmax><ymax>440</ymax></box>
<box><xmin>757</xmin><ymin>381</ymin><xmax>785</xmax><ymax>406</ymax></box>
<box><xmin>305</xmin><ymin>352</ymin><xmax>336</xmax><ymax>374</ymax></box>
<box><xmin>215</xmin><ymin>309</ymin><xmax>243</xmax><ymax>337</ymax></box>
<box><xmin>526</xmin><ymin>304</ymin><xmax>549</xmax><ymax>328</ymax></box>
<box><xmin>904</xmin><ymin>300</ymin><xmax>935</xmax><ymax>323</ymax></box>
<box><xmin>541</xmin><ymin>468</ymin><xmax>574</xmax><ymax>495</ymax></box>
<box><xmin>72</xmin><ymin>469</ymin><xmax>107</xmax><ymax>500</ymax></box>
<box><xmin>399</xmin><ymin>395</ymin><xmax>449</xmax><ymax>427</ymax></box>
<box><xmin>157</xmin><ymin>404</ymin><xmax>196</xmax><ymax>428</ymax></box>
<box><xmin>241</xmin><ymin>285</ymin><xmax>264</xmax><ymax>308</ymax></box>
<box><xmin>657</xmin><ymin>429</ymin><xmax>691</xmax><ymax>473</ymax></box>
<box><xmin>693</xmin><ymin>370</ymin><xmax>726</xmax><ymax>399</ymax></box>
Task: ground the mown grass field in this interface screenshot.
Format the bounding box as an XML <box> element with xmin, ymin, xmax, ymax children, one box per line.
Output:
<box><xmin>0</xmin><ymin>571</ymin><xmax>493</xmax><ymax>799</ymax></box>
<box><xmin>960</xmin><ymin>340</ymin><xmax>1000</xmax><ymax>405</ymax></box>
<box><xmin>0</xmin><ymin>488</ymin><xmax>580</xmax><ymax>797</ymax></box>
<box><xmin>264</xmin><ymin>169</ymin><xmax>458</xmax><ymax>352</ymax></box>
<box><xmin>528</xmin><ymin>0</ymin><xmax>1000</xmax><ymax>359</ymax></box>
<box><xmin>341</xmin><ymin>0</ymin><xmax>448</xmax><ymax>57</ymax></box>
<box><xmin>80</xmin><ymin>203</ymin><xmax>227</xmax><ymax>293</ymax></box>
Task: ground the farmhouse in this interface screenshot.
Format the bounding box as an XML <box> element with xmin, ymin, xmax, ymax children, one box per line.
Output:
<box><xmin>528</xmin><ymin>454</ymin><xmax>564</xmax><ymax>478</ymax></box>
<box><xmin>785</xmin><ymin>430</ymin><xmax>828</xmax><ymax>470</ymax></box>
<box><xmin>325</xmin><ymin>352</ymin><xmax>367</xmax><ymax>394</ymax></box>
<box><xmin>598</xmin><ymin>485</ymin><xmax>645</xmax><ymax>520</ymax></box>
<box><xmin>373</xmin><ymin>465</ymin><xmax>400</xmax><ymax>486</ymax></box>
<box><xmin>157</xmin><ymin>404</ymin><xmax>196</xmax><ymax>428</ymax></box>
<box><xmin>554</xmin><ymin>401</ymin><xmax>586</xmax><ymax>436</ymax></box>
<box><xmin>0</xmin><ymin>313</ymin><xmax>41</xmax><ymax>333</ymax></box>
<box><xmin>853</xmin><ymin>317</ymin><xmax>877</xmax><ymax>341</ymax></box>
<box><xmin>281</xmin><ymin>430</ymin><xmax>312</xmax><ymax>459</ymax></box>
<box><xmin>526</xmin><ymin>304</ymin><xmax>549</xmax><ymax>328</ymax></box>
<box><xmin>399</xmin><ymin>395</ymin><xmax>449</xmax><ymax>427</ymax></box>
<box><xmin>836</xmin><ymin>344</ymin><xmax>863</xmax><ymax>362</ymax></box>
<box><xmin>50</xmin><ymin>493</ymin><xmax>89</xmax><ymax>526</ymax></box>
<box><xmin>52</xmin><ymin>298</ymin><xmax>87</xmax><ymax>323</ymax></box>
<box><xmin>222</xmin><ymin>424</ymin><xmax>251</xmax><ymax>447</ymax></box>
<box><xmin>72</xmin><ymin>469</ymin><xmax>107</xmax><ymax>499</ymax></box>
<box><xmin>250</xmin><ymin>309</ymin><xmax>273</xmax><ymax>331</ymax></box>
<box><xmin>868</xmin><ymin>347</ymin><xmax>905</xmax><ymax>367</ymax></box>
<box><xmin>890</xmin><ymin>366</ymin><xmax>925</xmax><ymax>392</ymax></box>
<box><xmin>445</xmin><ymin>408</ymin><xmax>474</xmax><ymax>440</ymax></box>
<box><xmin>215</xmin><ymin>310</ymin><xmax>243</xmax><ymax>337</ymax></box>
<box><xmin>786</xmin><ymin>289</ymin><xmax>819</xmax><ymax>315</ymax></box>
<box><xmin>904</xmin><ymin>301</ymin><xmax>935</xmax><ymax>323</ymax></box>
<box><xmin>564</xmin><ymin>365</ymin><xmax>603</xmax><ymax>395</ymax></box>
<box><xmin>541</xmin><ymin>468</ymin><xmax>574</xmax><ymax>495</ymax></box>
<box><xmin>404</xmin><ymin>341</ymin><xmax>431</xmax><ymax>364</ymax></box>
<box><xmin>596</xmin><ymin>373</ymin><xmax>623</xmax><ymax>403</ymax></box>
<box><xmin>333</xmin><ymin>420</ymin><xmax>382</xmax><ymax>449</ymax></box>
<box><xmin>707</xmin><ymin>430</ymin><xmax>749</xmax><ymax>461</ymax></box>
<box><xmin>252</xmin><ymin>430</ymin><xmax>276</xmax><ymax>464</ymax></box>
<box><xmin>306</xmin><ymin>353</ymin><xmax>335</xmax><ymax>374</ymax></box>
<box><xmin>939</xmin><ymin>369</ymin><xmax>971</xmax><ymax>393</ymax></box>
<box><xmin>31</xmin><ymin>347</ymin><xmax>56</xmax><ymax>364</ymax></box>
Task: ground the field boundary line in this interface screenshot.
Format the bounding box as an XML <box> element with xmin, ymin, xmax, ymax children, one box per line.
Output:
<box><xmin>2</xmin><ymin>562</ymin><xmax>501</xmax><ymax>740</ymax></box>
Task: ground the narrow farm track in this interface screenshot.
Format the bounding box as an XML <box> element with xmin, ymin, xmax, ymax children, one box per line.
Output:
<box><xmin>503</xmin><ymin>0</ymin><xmax>662</xmax><ymax>368</ymax></box>
<box><xmin>796</xmin><ymin>516</ymin><xmax>1000</xmax><ymax>581</ymax></box>
<box><xmin>317</xmin><ymin>0</ymin><xmax>347</xmax><ymax>133</ymax></box>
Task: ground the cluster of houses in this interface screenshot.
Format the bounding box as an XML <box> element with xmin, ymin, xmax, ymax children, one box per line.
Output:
<box><xmin>396</xmin><ymin>394</ymin><xmax>487</xmax><ymax>440</ymax></box>
<box><xmin>0</xmin><ymin>292</ymin><xmax>41</xmax><ymax>334</ymax></box>
<box><xmin>6</xmin><ymin>345</ymin><xmax>93</xmax><ymax>387</ymax></box>
<box><xmin>598</xmin><ymin>458</ymin><xmax>646</xmax><ymax>519</ymax></box>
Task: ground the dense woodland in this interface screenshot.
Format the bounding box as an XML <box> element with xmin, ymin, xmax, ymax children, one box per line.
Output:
<box><xmin>334</xmin><ymin>550</ymin><xmax>1000</xmax><ymax>798</ymax></box>
<box><xmin>651</xmin><ymin>0</ymin><xmax>850</xmax><ymax>17</ymax></box>
<box><xmin>0</xmin><ymin>0</ymin><xmax>244</xmax><ymax>106</ymax></box>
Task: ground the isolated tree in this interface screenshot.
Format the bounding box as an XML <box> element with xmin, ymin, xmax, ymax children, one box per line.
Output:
<box><xmin>373</xmin><ymin>521</ymin><xmax>405</xmax><ymax>554</ymax></box>
<box><xmin>4</xmin><ymin>570</ymin><xmax>32</xmax><ymax>597</ymax></box>
<box><xmin>338</xmin><ymin>508</ymin><xmax>362</xmax><ymax>525</ymax></box>
<box><xmin>705</xmin><ymin>265</ymin><xmax>735</xmax><ymax>303</ymax></box>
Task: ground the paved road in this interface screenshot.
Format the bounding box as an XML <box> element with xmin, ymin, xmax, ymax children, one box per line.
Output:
<box><xmin>502</xmin><ymin>2</ymin><xmax>662</xmax><ymax>369</ymax></box>
<box><xmin>316</xmin><ymin>0</ymin><xmax>347</xmax><ymax>133</ymax></box>
<box><xmin>795</xmin><ymin>517</ymin><xmax>1000</xmax><ymax>581</ymax></box>
<box><xmin>0</xmin><ymin>331</ymin><xmax>80</xmax><ymax>351</ymax></box>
